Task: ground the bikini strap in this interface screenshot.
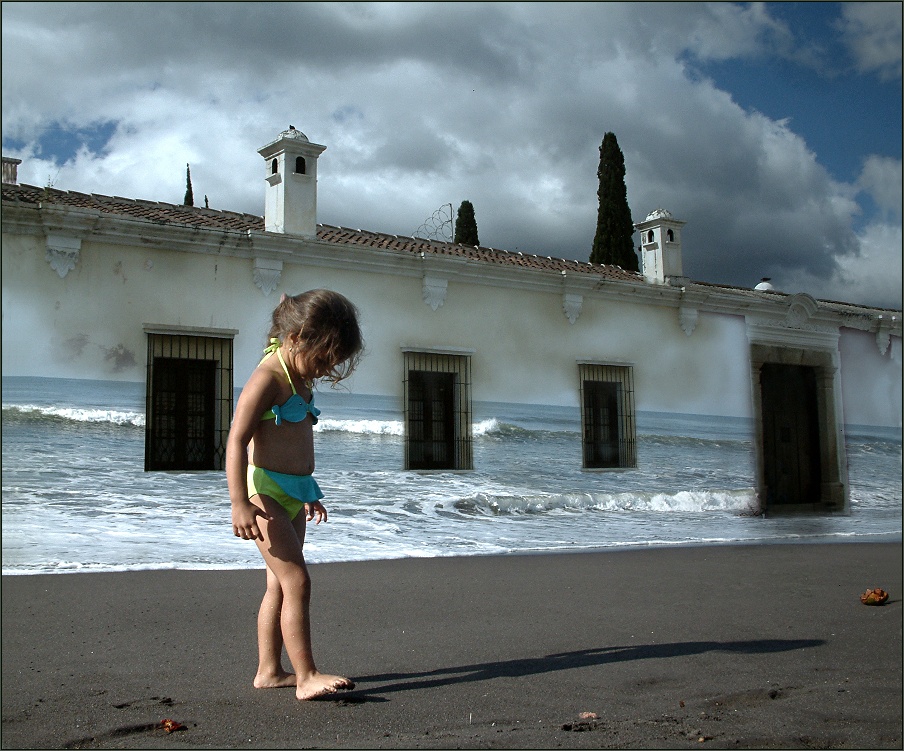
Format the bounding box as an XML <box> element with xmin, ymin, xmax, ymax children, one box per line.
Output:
<box><xmin>275</xmin><ymin>348</ymin><xmax>298</xmax><ymax>395</ymax></box>
<box><xmin>258</xmin><ymin>338</ymin><xmax>281</xmax><ymax>366</ymax></box>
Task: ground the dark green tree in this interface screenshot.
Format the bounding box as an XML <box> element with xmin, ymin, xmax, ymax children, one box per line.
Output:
<box><xmin>590</xmin><ymin>132</ymin><xmax>637</xmax><ymax>270</ymax></box>
<box><xmin>183</xmin><ymin>163</ymin><xmax>194</xmax><ymax>207</ymax></box>
<box><xmin>454</xmin><ymin>200</ymin><xmax>480</xmax><ymax>246</ymax></box>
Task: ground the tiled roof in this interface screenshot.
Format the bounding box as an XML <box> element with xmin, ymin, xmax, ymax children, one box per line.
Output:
<box><xmin>316</xmin><ymin>224</ymin><xmax>640</xmax><ymax>281</ymax></box>
<box><xmin>2</xmin><ymin>182</ymin><xmax>264</xmax><ymax>232</ymax></box>
<box><xmin>2</xmin><ymin>182</ymin><xmax>642</xmax><ymax>283</ymax></box>
<box><xmin>8</xmin><ymin>182</ymin><xmax>897</xmax><ymax>313</ymax></box>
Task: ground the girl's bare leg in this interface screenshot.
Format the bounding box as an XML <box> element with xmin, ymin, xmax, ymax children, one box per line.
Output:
<box><xmin>253</xmin><ymin>565</ymin><xmax>296</xmax><ymax>688</ymax></box>
<box><xmin>251</xmin><ymin>494</ymin><xmax>354</xmax><ymax>700</ymax></box>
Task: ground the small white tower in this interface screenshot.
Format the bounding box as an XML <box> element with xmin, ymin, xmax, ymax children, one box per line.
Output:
<box><xmin>257</xmin><ymin>127</ymin><xmax>326</xmax><ymax>237</ymax></box>
<box><xmin>634</xmin><ymin>208</ymin><xmax>687</xmax><ymax>285</ymax></box>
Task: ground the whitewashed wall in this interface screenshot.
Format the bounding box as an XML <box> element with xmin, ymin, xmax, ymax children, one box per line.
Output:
<box><xmin>838</xmin><ymin>328</ymin><xmax>903</xmax><ymax>428</ymax></box>
<box><xmin>2</xmin><ymin>227</ymin><xmax>900</xmax><ymax>428</ymax></box>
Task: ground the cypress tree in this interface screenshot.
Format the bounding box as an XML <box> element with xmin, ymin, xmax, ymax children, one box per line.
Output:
<box><xmin>590</xmin><ymin>133</ymin><xmax>637</xmax><ymax>270</ymax></box>
<box><xmin>454</xmin><ymin>200</ymin><xmax>480</xmax><ymax>246</ymax></box>
<box><xmin>183</xmin><ymin>163</ymin><xmax>194</xmax><ymax>207</ymax></box>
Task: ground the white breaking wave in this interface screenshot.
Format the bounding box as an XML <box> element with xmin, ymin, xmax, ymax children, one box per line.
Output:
<box><xmin>2</xmin><ymin>403</ymin><xmax>145</xmax><ymax>427</ymax></box>
<box><xmin>314</xmin><ymin>417</ymin><xmax>503</xmax><ymax>436</ymax></box>
<box><xmin>456</xmin><ymin>488</ymin><xmax>758</xmax><ymax>515</ymax></box>
<box><xmin>315</xmin><ymin>418</ymin><xmax>404</xmax><ymax>435</ymax></box>
<box><xmin>474</xmin><ymin>418</ymin><xmax>502</xmax><ymax>436</ymax></box>
<box><xmin>3</xmin><ymin>406</ymin><xmax>536</xmax><ymax>439</ymax></box>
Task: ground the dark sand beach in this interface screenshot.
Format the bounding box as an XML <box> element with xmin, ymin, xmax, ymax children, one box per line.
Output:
<box><xmin>2</xmin><ymin>542</ymin><xmax>901</xmax><ymax>749</ymax></box>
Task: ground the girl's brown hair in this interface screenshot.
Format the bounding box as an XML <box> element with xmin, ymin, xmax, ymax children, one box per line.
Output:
<box><xmin>268</xmin><ymin>289</ymin><xmax>363</xmax><ymax>384</ymax></box>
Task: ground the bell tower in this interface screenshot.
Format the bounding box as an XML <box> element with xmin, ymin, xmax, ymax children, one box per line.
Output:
<box><xmin>634</xmin><ymin>208</ymin><xmax>687</xmax><ymax>285</ymax></box>
<box><xmin>257</xmin><ymin>127</ymin><xmax>326</xmax><ymax>237</ymax></box>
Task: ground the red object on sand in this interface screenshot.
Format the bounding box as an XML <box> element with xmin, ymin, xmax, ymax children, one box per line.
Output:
<box><xmin>159</xmin><ymin>719</ymin><xmax>185</xmax><ymax>733</ymax></box>
<box><xmin>860</xmin><ymin>588</ymin><xmax>889</xmax><ymax>606</ymax></box>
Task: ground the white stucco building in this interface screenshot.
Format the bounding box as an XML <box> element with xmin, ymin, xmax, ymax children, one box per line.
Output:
<box><xmin>2</xmin><ymin>131</ymin><xmax>901</xmax><ymax>516</ymax></box>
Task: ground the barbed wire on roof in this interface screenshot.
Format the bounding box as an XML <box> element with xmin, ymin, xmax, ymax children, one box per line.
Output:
<box><xmin>413</xmin><ymin>203</ymin><xmax>455</xmax><ymax>243</ymax></box>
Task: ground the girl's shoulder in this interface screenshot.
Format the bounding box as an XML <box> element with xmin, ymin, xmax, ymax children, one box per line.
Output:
<box><xmin>243</xmin><ymin>359</ymin><xmax>287</xmax><ymax>400</ymax></box>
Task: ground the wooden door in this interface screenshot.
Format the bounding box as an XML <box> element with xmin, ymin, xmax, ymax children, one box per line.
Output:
<box><xmin>407</xmin><ymin>370</ymin><xmax>455</xmax><ymax>470</ymax></box>
<box><xmin>760</xmin><ymin>363</ymin><xmax>822</xmax><ymax>507</ymax></box>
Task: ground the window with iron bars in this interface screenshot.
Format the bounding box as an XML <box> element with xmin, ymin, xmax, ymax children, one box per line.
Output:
<box><xmin>145</xmin><ymin>329</ymin><xmax>234</xmax><ymax>471</ymax></box>
<box><xmin>579</xmin><ymin>362</ymin><xmax>637</xmax><ymax>470</ymax></box>
<box><xmin>403</xmin><ymin>349</ymin><xmax>473</xmax><ymax>470</ymax></box>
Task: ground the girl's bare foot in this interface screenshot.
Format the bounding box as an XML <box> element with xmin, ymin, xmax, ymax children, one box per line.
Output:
<box><xmin>253</xmin><ymin>669</ymin><xmax>296</xmax><ymax>689</ymax></box>
<box><xmin>296</xmin><ymin>671</ymin><xmax>355</xmax><ymax>701</ymax></box>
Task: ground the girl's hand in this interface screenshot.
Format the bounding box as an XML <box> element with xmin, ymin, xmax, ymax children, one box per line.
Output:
<box><xmin>232</xmin><ymin>501</ymin><xmax>269</xmax><ymax>540</ymax></box>
<box><xmin>306</xmin><ymin>501</ymin><xmax>328</xmax><ymax>524</ymax></box>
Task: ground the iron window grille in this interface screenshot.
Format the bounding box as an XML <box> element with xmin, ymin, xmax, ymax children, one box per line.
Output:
<box><xmin>145</xmin><ymin>331</ymin><xmax>234</xmax><ymax>471</ymax></box>
<box><xmin>579</xmin><ymin>362</ymin><xmax>637</xmax><ymax>470</ymax></box>
<box><xmin>403</xmin><ymin>349</ymin><xmax>473</xmax><ymax>470</ymax></box>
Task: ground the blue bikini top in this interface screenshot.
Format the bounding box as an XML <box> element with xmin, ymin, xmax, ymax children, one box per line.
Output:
<box><xmin>259</xmin><ymin>339</ymin><xmax>321</xmax><ymax>426</ymax></box>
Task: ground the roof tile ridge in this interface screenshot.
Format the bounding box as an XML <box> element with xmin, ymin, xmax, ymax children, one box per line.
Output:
<box><xmin>61</xmin><ymin>188</ymin><xmax>92</xmax><ymax>199</ymax></box>
<box><xmin>4</xmin><ymin>183</ymin><xmax>43</xmax><ymax>199</ymax></box>
<box><xmin>228</xmin><ymin>209</ymin><xmax>263</xmax><ymax>220</ymax></box>
<box><xmin>31</xmin><ymin>184</ymin><xmax>70</xmax><ymax>200</ymax></box>
<box><xmin>294</xmin><ymin>222</ymin><xmax>636</xmax><ymax>278</ymax></box>
<box><xmin>330</xmin><ymin>224</ymin><xmax>444</xmax><ymax>250</ymax></box>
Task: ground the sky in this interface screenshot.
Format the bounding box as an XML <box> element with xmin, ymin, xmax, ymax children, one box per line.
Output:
<box><xmin>2</xmin><ymin>1</ymin><xmax>902</xmax><ymax>309</ymax></box>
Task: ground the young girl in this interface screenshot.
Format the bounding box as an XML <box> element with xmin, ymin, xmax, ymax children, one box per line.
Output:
<box><xmin>227</xmin><ymin>289</ymin><xmax>363</xmax><ymax>701</ymax></box>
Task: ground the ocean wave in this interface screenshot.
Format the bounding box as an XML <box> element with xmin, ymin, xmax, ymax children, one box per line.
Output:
<box><xmin>2</xmin><ymin>403</ymin><xmax>145</xmax><ymax>427</ymax></box>
<box><xmin>315</xmin><ymin>418</ymin><xmax>404</xmax><ymax>435</ymax></box>
<box><xmin>452</xmin><ymin>487</ymin><xmax>758</xmax><ymax>516</ymax></box>
<box><xmin>313</xmin><ymin>417</ymin><xmax>555</xmax><ymax>438</ymax></box>
<box><xmin>0</xmin><ymin>405</ymin><xmax>750</xmax><ymax>446</ymax></box>
<box><xmin>639</xmin><ymin>433</ymin><xmax>751</xmax><ymax>449</ymax></box>
<box><xmin>472</xmin><ymin>419</ymin><xmax>552</xmax><ymax>438</ymax></box>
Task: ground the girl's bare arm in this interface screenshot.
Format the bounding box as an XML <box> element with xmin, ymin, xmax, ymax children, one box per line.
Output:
<box><xmin>227</xmin><ymin>368</ymin><xmax>279</xmax><ymax>539</ymax></box>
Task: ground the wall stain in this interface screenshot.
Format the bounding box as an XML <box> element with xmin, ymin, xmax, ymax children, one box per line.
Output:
<box><xmin>103</xmin><ymin>344</ymin><xmax>137</xmax><ymax>372</ymax></box>
<box><xmin>63</xmin><ymin>334</ymin><xmax>90</xmax><ymax>360</ymax></box>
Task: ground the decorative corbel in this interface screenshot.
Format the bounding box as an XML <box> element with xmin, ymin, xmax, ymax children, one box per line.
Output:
<box><xmin>423</xmin><ymin>275</ymin><xmax>448</xmax><ymax>311</ymax></box>
<box><xmin>45</xmin><ymin>234</ymin><xmax>82</xmax><ymax>278</ymax></box>
<box><xmin>563</xmin><ymin>293</ymin><xmax>583</xmax><ymax>324</ymax></box>
<box><xmin>253</xmin><ymin>257</ymin><xmax>283</xmax><ymax>296</ymax></box>
<box><xmin>876</xmin><ymin>316</ymin><xmax>891</xmax><ymax>356</ymax></box>
<box><xmin>678</xmin><ymin>305</ymin><xmax>698</xmax><ymax>336</ymax></box>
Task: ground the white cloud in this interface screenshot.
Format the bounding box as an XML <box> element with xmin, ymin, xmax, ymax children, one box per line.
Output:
<box><xmin>681</xmin><ymin>1</ymin><xmax>795</xmax><ymax>61</ymax></box>
<box><xmin>858</xmin><ymin>155</ymin><xmax>903</xmax><ymax>218</ymax></box>
<box><xmin>783</xmin><ymin>217</ymin><xmax>902</xmax><ymax>309</ymax></box>
<box><xmin>838</xmin><ymin>2</ymin><xmax>903</xmax><ymax>80</ymax></box>
<box><xmin>2</xmin><ymin>2</ymin><xmax>900</xmax><ymax>309</ymax></box>
<box><xmin>779</xmin><ymin>154</ymin><xmax>902</xmax><ymax>308</ymax></box>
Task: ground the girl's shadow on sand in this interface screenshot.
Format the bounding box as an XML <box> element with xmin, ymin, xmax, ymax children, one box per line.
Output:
<box><xmin>343</xmin><ymin>639</ymin><xmax>825</xmax><ymax>698</ymax></box>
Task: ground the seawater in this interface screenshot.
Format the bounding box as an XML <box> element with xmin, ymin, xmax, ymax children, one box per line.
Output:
<box><xmin>2</xmin><ymin>376</ymin><xmax>900</xmax><ymax>575</ymax></box>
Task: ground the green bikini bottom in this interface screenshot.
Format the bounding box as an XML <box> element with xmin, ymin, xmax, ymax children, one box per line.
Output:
<box><xmin>247</xmin><ymin>464</ymin><xmax>324</xmax><ymax>521</ymax></box>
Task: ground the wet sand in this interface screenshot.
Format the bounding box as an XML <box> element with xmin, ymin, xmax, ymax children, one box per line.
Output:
<box><xmin>2</xmin><ymin>542</ymin><xmax>901</xmax><ymax>749</ymax></box>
